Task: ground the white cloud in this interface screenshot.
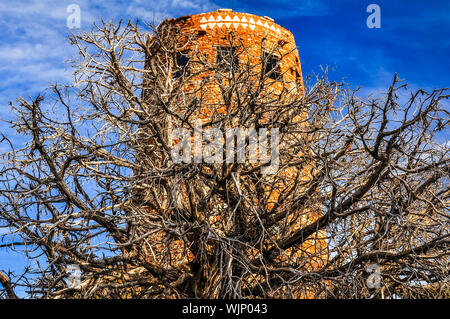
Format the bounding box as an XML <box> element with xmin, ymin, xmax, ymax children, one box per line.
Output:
<box><xmin>0</xmin><ymin>0</ymin><xmax>218</xmax><ymax>119</ymax></box>
<box><xmin>124</xmin><ymin>0</ymin><xmax>217</xmax><ymax>22</ymax></box>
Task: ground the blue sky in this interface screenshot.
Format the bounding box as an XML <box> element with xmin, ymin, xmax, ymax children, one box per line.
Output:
<box><xmin>0</xmin><ymin>0</ymin><xmax>449</xmax><ymax>295</ymax></box>
<box><xmin>0</xmin><ymin>0</ymin><xmax>448</xmax><ymax>114</ymax></box>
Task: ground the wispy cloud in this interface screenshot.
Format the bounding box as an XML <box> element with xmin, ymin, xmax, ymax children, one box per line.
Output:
<box><xmin>0</xmin><ymin>0</ymin><xmax>217</xmax><ymax>117</ymax></box>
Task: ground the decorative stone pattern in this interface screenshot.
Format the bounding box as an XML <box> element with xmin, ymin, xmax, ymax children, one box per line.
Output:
<box><xmin>198</xmin><ymin>13</ymin><xmax>282</xmax><ymax>34</ymax></box>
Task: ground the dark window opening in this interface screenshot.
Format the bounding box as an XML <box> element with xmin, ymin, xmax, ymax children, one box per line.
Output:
<box><xmin>174</xmin><ymin>51</ymin><xmax>190</xmax><ymax>78</ymax></box>
<box><xmin>295</xmin><ymin>69</ymin><xmax>301</xmax><ymax>82</ymax></box>
<box><xmin>263</xmin><ymin>52</ymin><xmax>282</xmax><ymax>80</ymax></box>
<box><xmin>216</xmin><ymin>46</ymin><xmax>239</xmax><ymax>74</ymax></box>
<box><xmin>294</xmin><ymin>68</ymin><xmax>302</xmax><ymax>89</ymax></box>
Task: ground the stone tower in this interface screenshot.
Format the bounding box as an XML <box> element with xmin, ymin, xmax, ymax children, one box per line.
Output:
<box><xmin>141</xmin><ymin>9</ymin><xmax>327</xmax><ymax>298</ymax></box>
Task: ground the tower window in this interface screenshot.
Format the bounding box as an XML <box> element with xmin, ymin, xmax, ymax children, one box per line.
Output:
<box><xmin>216</xmin><ymin>46</ymin><xmax>239</xmax><ymax>74</ymax></box>
<box><xmin>263</xmin><ymin>52</ymin><xmax>282</xmax><ymax>80</ymax></box>
<box><xmin>174</xmin><ymin>51</ymin><xmax>190</xmax><ymax>78</ymax></box>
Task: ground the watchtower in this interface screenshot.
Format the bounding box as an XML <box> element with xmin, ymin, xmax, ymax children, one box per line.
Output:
<box><xmin>141</xmin><ymin>9</ymin><xmax>327</xmax><ymax>298</ymax></box>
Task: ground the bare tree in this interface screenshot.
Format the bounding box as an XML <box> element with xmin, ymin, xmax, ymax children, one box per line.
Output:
<box><xmin>0</xmin><ymin>20</ymin><xmax>448</xmax><ymax>299</ymax></box>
